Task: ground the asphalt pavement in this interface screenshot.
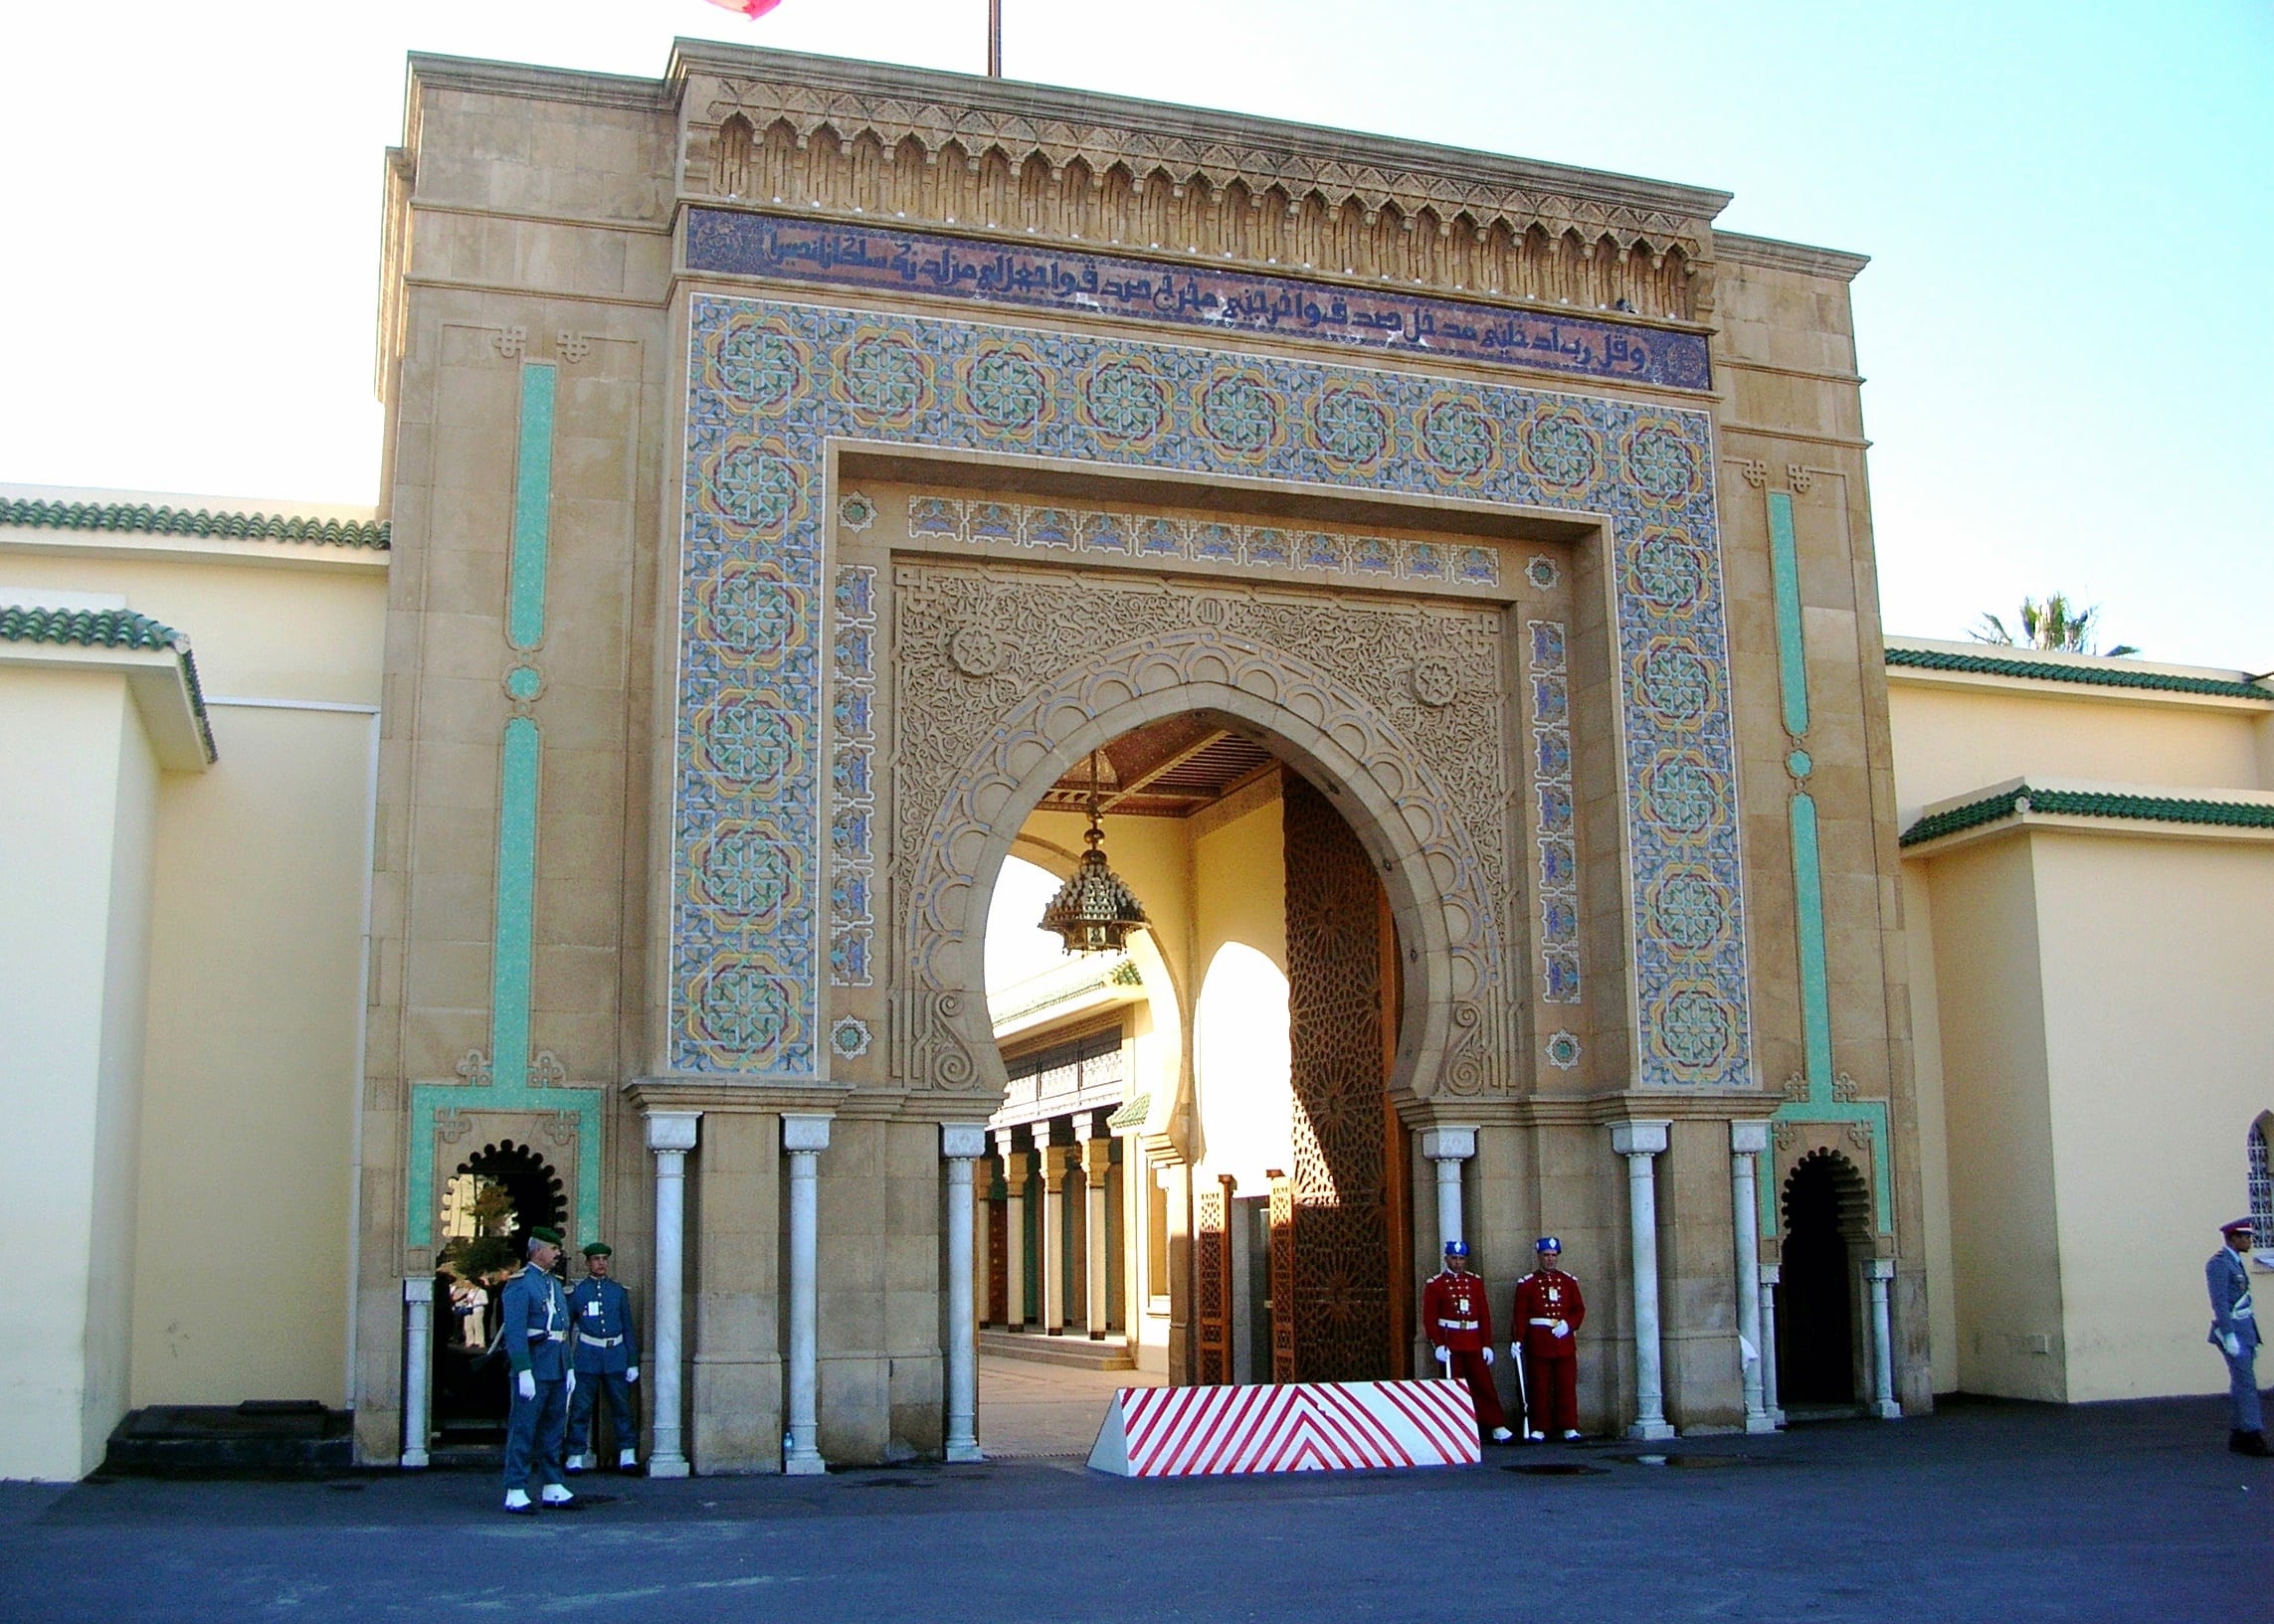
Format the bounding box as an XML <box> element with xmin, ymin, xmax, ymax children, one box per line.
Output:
<box><xmin>1</xmin><ymin>1393</ymin><xmax>2265</xmax><ymax>1622</ymax></box>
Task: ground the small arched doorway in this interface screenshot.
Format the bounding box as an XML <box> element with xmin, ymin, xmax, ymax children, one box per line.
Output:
<box><xmin>1778</xmin><ymin>1149</ymin><xmax>1872</xmax><ymax>1409</ymax></box>
<box><xmin>431</xmin><ymin>1140</ymin><xmax>568</xmax><ymax>1447</ymax></box>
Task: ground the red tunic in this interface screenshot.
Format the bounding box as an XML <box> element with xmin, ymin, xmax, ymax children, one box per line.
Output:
<box><xmin>1511</xmin><ymin>1267</ymin><xmax>1586</xmax><ymax>1359</ymax></box>
<box><xmin>1421</xmin><ymin>1268</ymin><xmax>1495</xmax><ymax>1353</ymax></box>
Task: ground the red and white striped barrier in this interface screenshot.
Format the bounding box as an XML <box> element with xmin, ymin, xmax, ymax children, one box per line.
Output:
<box><xmin>1087</xmin><ymin>1378</ymin><xmax>1481</xmax><ymax>1476</ymax></box>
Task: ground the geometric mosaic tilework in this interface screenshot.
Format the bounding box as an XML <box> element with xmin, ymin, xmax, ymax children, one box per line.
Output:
<box><xmin>676</xmin><ymin>293</ymin><xmax>1751</xmax><ymax>1087</ymax></box>
<box><xmin>830</xmin><ymin>563</ymin><xmax>877</xmax><ymax>988</ymax></box>
<box><xmin>1526</xmin><ymin>620</ymin><xmax>1580</xmax><ymax>1003</ymax></box>
<box><xmin>906</xmin><ymin>494</ymin><xmax>1500</xmax><ymax>589</ymax></box>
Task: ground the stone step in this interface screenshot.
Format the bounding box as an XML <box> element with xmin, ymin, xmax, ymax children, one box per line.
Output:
<box><xmin>980</xmin><ymin>1329</ymin><xmax>1136</xmax><ymax>1369</ymax></box>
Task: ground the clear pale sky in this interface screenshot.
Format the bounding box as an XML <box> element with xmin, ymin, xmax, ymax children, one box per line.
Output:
<box><xmin>2</xmin><ymin>2</ymin><xmax>2266</xmax><ymax>664</ymax></box>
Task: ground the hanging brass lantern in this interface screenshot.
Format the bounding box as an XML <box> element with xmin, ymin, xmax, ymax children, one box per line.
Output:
<box><xmin>1039</xmin><ymin>750</ymin><xmax>1150</xmax><ymax>955</ymax></box>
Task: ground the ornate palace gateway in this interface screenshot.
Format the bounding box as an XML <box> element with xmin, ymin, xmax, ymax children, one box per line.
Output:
<box><xmin>336</xmin><ymin>40</ymin><xmax>1924</xmax><ymax>1469</ymax></box>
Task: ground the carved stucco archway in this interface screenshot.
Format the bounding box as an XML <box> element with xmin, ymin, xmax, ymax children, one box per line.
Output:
<box><xmin>891</xmin><ymin>564</ymin><xmax>1518</xmax><ymax>1112</ymax></box>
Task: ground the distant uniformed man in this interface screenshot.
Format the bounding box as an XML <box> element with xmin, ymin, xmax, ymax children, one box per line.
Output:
<box><xmin>498</xmin><ymin>1226</ymin><xmax>577</xmax><ymax>1514</ymax></box>
<box><xmin>2208</xmin><ymin>1217</ymin><xmax>2268</xmax><ymax>1457</ymax></box>
<box><xmin>1512</xmin><ymin>1236</ymin><xmax>1587</xmax><ymax>1442</ymax></box>
<box><xmin>566</xmin><ymin>1241</ymin><xmax>642</xmax><ymax>1473</ymax></box>
<box><xmin>1421</xmin><ymin>1240</ymin><xmax>1513</xmax><ymax>1443</ymax></box>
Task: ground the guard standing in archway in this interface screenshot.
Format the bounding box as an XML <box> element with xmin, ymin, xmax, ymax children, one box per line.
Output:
<box><xmin>1422</xmin><ymin>1241</ymin><xmax>1513</xmax><ymax>1442</ymax></box>
<box><xmin>566</xmin><ymin>1241</ymin><xmax>642</xmax><ymax>1472</ymax></box>
<box><xmin>499</xmin><ymin>1226</ymin><xmax>576</xmax><ymax>1514</ymax></box>
<box><xmin>1513</xmin><ymin>1236</ymin><xmax>1587</xmax><ymax>1441</ymax></box>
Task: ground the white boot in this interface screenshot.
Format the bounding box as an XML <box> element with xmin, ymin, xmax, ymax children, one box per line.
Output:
<box><xmin>1488</xmin><ymin>1427</ymin><xmax>1513</xmax><ymax>1443</ymax></box>
<box><xmin>617</xmin><ymin>1447</ymin><xmax>638</xmax><ymax>1471</ymax></box>
<box><xmin>540</xmin><ymin>1483</ymin><xmax>575</xmax><ymax>1507</ymax></box>
<box><xmin>503</xmin><ymin>1488</ymin><xmax>533</xmax><ymax>1514</ymax></box>
<box><xmin>565</xmin><ymin>1452</ymin><xmax>587</xmax><ymax>1474</ymax></box>
<box><xmin>1562</xmin><ymin>1429</ymin><xmax>1582</xmax><ymax>1441</ymax></box>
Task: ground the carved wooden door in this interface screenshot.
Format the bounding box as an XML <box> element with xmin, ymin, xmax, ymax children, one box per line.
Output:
<box><xmin>1194</xmin><ymin>1173</ymin><xmax>1235</xmax><ymax>1384</ymax></box>
<box><xmin>1283</xmin><ymin>774</ymin><xmax>1397</xmax><ymax>1382</ymax></box>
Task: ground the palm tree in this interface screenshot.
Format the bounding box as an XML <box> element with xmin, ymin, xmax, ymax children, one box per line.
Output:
<box><xmin>1972</xmin><ymin>593</ymin><xmax>2138</xmax><ymax>657</ymax></box>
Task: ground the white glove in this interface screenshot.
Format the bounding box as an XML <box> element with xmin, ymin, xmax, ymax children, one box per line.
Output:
<box><xmin>565</xmin><ymin>1370</ymin><xmax>577</xmax><ymax>1399</ymax></box>
<box><xmin>1433</xmin><ymin>1346</ymin><xmax>1452</xmax><ymax>1367</ymax></box>
<box><xmin>627</xmin><ymin>1365</ymin><xmax>641</xmax><ymax>1384</ymax></box>
<box><xmin>1481</xmin><ymin>1346</ymin><xmax>1494</xmax><ymax>1365</ymax></box>
<box><xmin>517</xmin><ymin>1370</ymin><xmax>536</xmax><ymax>1401</ymax></box>
<box><xmin>1551</xmin><ymin>1320</ymin><xmax>1571</xmax><ymax>1340</ymax></box>
<box><xmin>2224</xmin><ymin>1333</ymin><xmax>2244</xmax><ymax>1359</ymax></box>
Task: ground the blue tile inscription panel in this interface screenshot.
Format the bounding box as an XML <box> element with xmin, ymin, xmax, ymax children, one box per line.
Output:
<box><xmin>685</xmin><ymin>209</ymin><xmax>1712</xmax><ymax>393</ymax></box>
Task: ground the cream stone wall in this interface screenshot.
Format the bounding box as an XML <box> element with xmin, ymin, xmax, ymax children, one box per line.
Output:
<box><xmin>1913</xmin><ymin>833</ymin><xmax>2065</xmax><ymax>1400</ymax></box>
<box><xmin>2</xmin><ymin>504</ymin><xmax>387</xmax><ymax>1460</ymax></box>
<box><xmin>1890</xmin><ymin>676</ymin><xmax>2268</xmax><ymax>818</ymax></box>
<box><xmin>1894</xmin><ymin>647</ymin><xmax>2274</xmax><ymax>1403</ymax></box>
<box><xmin>2030</xmin><ymin>831</ymin><xmax>2274</xmax><ymax>1400</ymax></box>
<box><xmin>0</xmin><ymin>668</ymin><xmax>156</xmax><ymax>1479</ymax></box>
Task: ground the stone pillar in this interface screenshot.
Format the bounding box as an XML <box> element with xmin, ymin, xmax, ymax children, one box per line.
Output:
<box><xmin>998</xmin><ymin>1130</ymin><xmax>1029</xmax><ymax>1332</ymax></box>
<box><xmin>1730</xmin><ymin>1121</ymin><xmax>1774</xmax><ymax>1434</ymax></box>
<box><xmin>645</xmin><ymin>1109</ymin><xmax>699</xmax><ymax>1479</ymax></box>
<box><xmin>1866</xmin><ymin>1258</ymin><xmax>1901</xmax><ymax>1419</ymax></box>
<box><xmin>1041</xmin><ymin>1140</ymin><xmax>1073</xmax><ymax>1335</ymax></box>
<box><xmin>783</xmin><ymin>1112</ymin><xmax>833</xmax><ymax>1475</ymax></box>
<box><xmin>1610</xmin><ymin>1120</ymin><xmax>1674</xmax><ymax>1441</ymax></box>
<box><xmin>1759</xmin><ymin>1262</ymin><xmax>1784</xmax><ymax>1425</ymax></box>
<box><xmin>1420</xmin><ymin>1126</ymin><xmax>1478</xmax><ymax>1252</ymax></box>
<box><xmin>941</xmin><ymin>1123</ymin><xmax>987</xmax><ymax>1463</ymax></box>
<box><xmin>1080</xmin><ymin>1120</ymin><xmax>1112</xmax><ymax>1341</ymax></box>
<box><xmin>400</xmin><ymin>1277</ymin><xmax>433</xmax><ymax>1469</ymax></box>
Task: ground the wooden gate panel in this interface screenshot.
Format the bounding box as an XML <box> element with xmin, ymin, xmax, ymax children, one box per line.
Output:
<box><xmin>1283</xmin><ymin>774</ymin><xmax>1394</xmax><ymax>1383</ymax></box>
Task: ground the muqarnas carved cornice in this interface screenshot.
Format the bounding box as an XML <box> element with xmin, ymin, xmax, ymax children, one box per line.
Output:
<box><xmin>668</xmin><ymin>42</ymin><xmax>1727</xmax><ymax>322</ymax></box>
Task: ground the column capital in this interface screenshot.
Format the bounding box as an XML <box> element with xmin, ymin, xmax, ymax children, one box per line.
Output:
<box><xmin>1071</xmin><ymin>1110</ymin><xmax>1097</xmax><ymax>1144</ymax></box>
<box><xmin>1865</xmin><ymin>1257</ymin><xmax>1895</xmax><ymax>1281</ymax></box>
<box><xmin>645</xmin><ymin>1109</ymin><xmax>701</xmax><ymax>1153</ymax></box>
<box><xmin>1729</xmin><ymin>1119</ymin><xmax>1772</xmax><ymax>1156</ymax></box>
<box><xmin>941</xmin><ymin>1122</ymin><xmax>989</xmax><ymax>1160</ymax></box>
<box><xmin>1610</xmin><ymin>1119</ymin><xmax>1671</xmax><ymax>1158</ymax></box>
<box><xmin>782</xmin><ymin>1112</ymin><xmax>834</xmax><ymax>1154</ymax></box>
<box><xmin>1420</xmin><ymin>1125</ymin><xmax>1478</xmax><ymax>1162</ymax></box>
<box><xmin>994</xmin><ymin>1125</ymin><xmax>1018</xmax><ymax>1159</ymax></box>
<box><xmin>1760</xmin><ymin>1262</ymin><xmax>1782</xmax><ymax>1285</ymax></box>
<box><xmin>403</xmin><ymin>1275</ymin><xmax>435</xmax><ymax>1305</ymax></box>
<box><xmin>1002</xmin><ymin>1148</ymin><xmax>1033</xmax><ymax>1179</ymax></box>
<box><xmin>1081</xmin><ymin>1138</ymin><xmax>1112</xmax><ymax>1177</ymax></box>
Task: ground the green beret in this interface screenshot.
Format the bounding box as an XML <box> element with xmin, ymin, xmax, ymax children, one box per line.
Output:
<box><xmin>582</xmin><ymin>1242</ymin><xmax>612</xmax><ymax>1258</ymax></box>
<box><xmin>528</xmin><ymin>1226</ymin><xmax>564</xmax><ymax>1246</ymax></box>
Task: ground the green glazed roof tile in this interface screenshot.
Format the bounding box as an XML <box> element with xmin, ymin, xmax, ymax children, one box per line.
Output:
<box><xmin>1885</xmin><ymin>644</ymin><xmax>2271</xmax><ymax>702</ymax></box>
<box><xmin>0</xmin><ymin>496</ymin><xmax>389</xmax><ymax>551</ymax></box>
<box><xmin>1902</xmin><ymin>784</ymin><xmax>2274</xmax><ymax>848</ymax></box>
<box><xmin>0</xmin><ymin>604</ymin><xmax>217</xmax><ymax>764</ymax></box>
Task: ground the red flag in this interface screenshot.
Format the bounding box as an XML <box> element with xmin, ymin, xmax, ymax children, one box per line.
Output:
<box><xmin>703</xmin><ymin>0</ymin><xmax>784</xmax><ymax>16</ymax></box>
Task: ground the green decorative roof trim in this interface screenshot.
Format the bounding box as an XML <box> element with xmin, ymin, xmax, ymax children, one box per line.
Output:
<box><xmin>1105</xmin><ymin>1093</ymin><xmax>1150</xmax><ymax>1132</ymax></box>
<box><xmin>0</xmin><ymin>605</ymin><xmax>217</xmax><ymax>763</ymax></box>
<box><xmin>1</xmin><ymin>497</ymin><xmax>389</xmax><ymax>551</ymax></box>
<box><xmin>1902</xmin><ymin>784</ymin><xmax>2274</xmax><ymax>847</ymax></box>
<box><xmin>1885</xmin><ymin>644</ymin><xmax>2271</xmax><ymax>702</ymax></box>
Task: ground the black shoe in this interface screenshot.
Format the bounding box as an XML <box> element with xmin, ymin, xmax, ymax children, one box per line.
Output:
<box><xmin>2231</xmin><ymin>1430</ymin><xmax>2272</xmax><ymax>1457</ymax></box>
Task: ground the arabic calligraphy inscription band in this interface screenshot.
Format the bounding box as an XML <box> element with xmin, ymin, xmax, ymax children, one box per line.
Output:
<box><xmin>685</xmin><ymin>210</ymin><xmax>1713</xmax><ymax>394</ymax></box>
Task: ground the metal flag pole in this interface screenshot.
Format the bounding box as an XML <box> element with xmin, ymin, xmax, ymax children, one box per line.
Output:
<box><xmin>988</xmin><ymin>0</ymin><xmax>1003</xmax><ymax>77</ymax></box>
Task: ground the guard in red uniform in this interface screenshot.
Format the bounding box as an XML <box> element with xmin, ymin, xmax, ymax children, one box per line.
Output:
<box><xmin>1512</xmin><ymin>1235</ymin><xmax>1587</xmax><ymax>1440</ymax></box>
<box><xmin>1421</xmin><ymin>1240</ymin><xmax>1513</xmax><ymax>1442</ymax></box>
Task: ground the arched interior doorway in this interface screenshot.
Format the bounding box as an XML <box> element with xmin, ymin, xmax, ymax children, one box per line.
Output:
<box><xmin>430</xmin><ymin>1140</ymin><xmax>568</xmax><ymax>1445</ymax></box>
<box><xmin>1778</xmin><ymin>1149</ymin><xmax>1872</xmax><ymax>1409</ymax></box>
<box><xmin>974</xmin><ymin>712</ymin><xmax>1410</xmax><ymax>1418</ymax></box>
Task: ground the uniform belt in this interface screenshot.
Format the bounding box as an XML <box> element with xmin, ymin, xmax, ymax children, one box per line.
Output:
<box><xmin>1529</xmin><ymin>1317</ymin><xmax>1558</xmax><ymax>1327</ymax></box>
<box><xmin>530</xmin><ymin>1329</ymin><xmax>567</xmax><ymax>1342</ymax></box>
<box><xmin>581</xmin><ymin>1334</ymin><xmax>624</xmax><ymax>1348</ymax></box>
<box><xmin>1435</xmin><ymin>1319</ymin><xmax>1477</xmax><ymax>1331</ymax></box>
